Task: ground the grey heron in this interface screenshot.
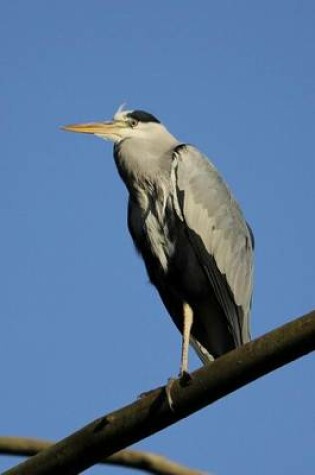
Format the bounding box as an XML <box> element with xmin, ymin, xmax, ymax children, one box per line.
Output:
<box><xmin>62</xmin><ymin>107</ymin><xmax>254</xmax><ymax>378</ymax></box>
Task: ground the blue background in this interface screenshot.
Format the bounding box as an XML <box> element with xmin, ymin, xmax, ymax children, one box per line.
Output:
<box><xmin>1</xmin><ymin>1</ymin><xmax>314</xmax><ymax>474</ymax></box>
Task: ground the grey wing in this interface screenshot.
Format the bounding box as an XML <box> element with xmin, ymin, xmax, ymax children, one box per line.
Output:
<box><xmin>171</xmin><ymin>145</ymin><xmax>254</xmax><ymax>346</ymax></box>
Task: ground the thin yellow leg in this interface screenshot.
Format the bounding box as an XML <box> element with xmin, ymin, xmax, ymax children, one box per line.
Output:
<box><xmin>164</xmin><ymin>303</ymin><xmax>194</xmax><ymax>411</ymax></box>
<box><xmin>180</xmin><ymin>303</ymin><xmax>194</xmax><ymax>376</ymax></box>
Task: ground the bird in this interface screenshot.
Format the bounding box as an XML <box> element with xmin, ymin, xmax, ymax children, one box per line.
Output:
<box><xmin>62</xmin><ymin>106</ymin><xmax>254</xmax><ymax>378</ymax></box>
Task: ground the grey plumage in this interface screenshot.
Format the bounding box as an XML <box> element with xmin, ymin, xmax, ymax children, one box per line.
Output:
<box><xmin>63</xmin><ymin>107</ymin><xmax>254</xmax><ymax>374</ymax></box>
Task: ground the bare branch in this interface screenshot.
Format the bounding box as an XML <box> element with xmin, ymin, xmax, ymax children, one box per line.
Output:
<box><xmin>3</xmin><ymin>310</ymin><xmax>315</xmax><ymax>475</ymax></box>
<box><xmin>0</xmin><ymin>437</ymin><xmax>205</xmax><ymax>475</ymax></box>
<box><xmin>107</xmin><ymin>449</ymin><xmax>207</xmax><ymax>474</ymax></box>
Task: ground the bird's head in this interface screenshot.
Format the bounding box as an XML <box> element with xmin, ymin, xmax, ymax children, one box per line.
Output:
<box><xmin>62</xmin><ymin>106</ymin><xmax>171</xmax><ymax>144</ymax></box>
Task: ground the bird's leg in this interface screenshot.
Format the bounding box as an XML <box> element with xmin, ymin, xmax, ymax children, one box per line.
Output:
<box><xmin>165</xmin><ymin>302</ymin><xmax>194</xmax><ymax>411</ymax></box>
<box><xmin>180</xmin><ymin>302</ymin><xmax>194</xmax><ymax>379</ymax></box>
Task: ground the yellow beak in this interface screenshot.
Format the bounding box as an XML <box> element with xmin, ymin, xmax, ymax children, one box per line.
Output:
<box><xmin>61</xmin><ymin>120</ymin><xmax>127</xmax><ymax>141</ymax></box>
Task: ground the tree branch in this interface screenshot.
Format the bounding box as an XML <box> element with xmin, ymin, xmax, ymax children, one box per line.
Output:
<box><xmin>3</xmin><ymin>310</ymin><xmax>315</xmax><ymax>475</ymax></box>
<box><xmin>0</xmin><ymin>437</ymin><xmax>205</xmax><ymax>475</ymax></box>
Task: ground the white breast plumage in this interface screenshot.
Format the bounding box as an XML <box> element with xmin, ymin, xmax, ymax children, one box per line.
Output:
<box><xmin>143</xmin><ymin>207</ymin><xmax>174</xmax><ymax>272</ymax></box>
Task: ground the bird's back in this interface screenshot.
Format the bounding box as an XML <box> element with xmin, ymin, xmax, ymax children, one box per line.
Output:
<box><xmin>126</xmin><ymin>143</ymin><xmax>253</xmax><ymax>362</ymax></box>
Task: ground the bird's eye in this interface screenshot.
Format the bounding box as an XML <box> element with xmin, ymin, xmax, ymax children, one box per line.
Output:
<box><xmin>128</xmin><ymin>118</ymin><xmax>139</xmax><ymax>128</ymax></box>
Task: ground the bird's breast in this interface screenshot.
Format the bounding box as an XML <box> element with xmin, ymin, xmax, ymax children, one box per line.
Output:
<box><xmin>143</xmin><ymin>210</ymin><xmax>175</xmax><ymax>272</ymax></box>
<box><xmin>128</xmin><ymin>195</ymin><xmax>211</xmax><ymax>300</ymax></box>
<box><xmin>128</xmin><ymin>194</ymin><xmax>175</xmax><ymax>275</ymax></box>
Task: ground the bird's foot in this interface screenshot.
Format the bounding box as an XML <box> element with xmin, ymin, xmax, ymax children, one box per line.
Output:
<box><xmin>137</xmin><ymin>381</ymin><xmax>168</xmax><ymax>400</ymax></box>
<box><xmin>138</xmin><ymin>388</ymin><xmax>159</xmax><ymax>399</ymax></box>
<box><xmin>179</xmin><ymin>370</ymin><xmax>193</xmax><ymax>385</ymax></box>
<box><xmin>138</xmin><ymin>371</ymin><xmax>193</xmax><ymax>411</ymax></box>
<box><xmin>165</xmin><ymin>371</ymin><xmax>193</xmax><ymax>412</ymax></box>
<box><xmin>165</xmin><ymin>377</ymin><xmax>177</xmax><ymax>412</ymax></box>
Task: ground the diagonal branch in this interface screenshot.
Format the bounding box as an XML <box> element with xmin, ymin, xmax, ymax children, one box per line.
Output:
<box><xmin>0</xmin><ymin>437</ymin><xmax>205</xmax><ymax>475</ymax></box>
<box><xmin>3</xmin><ymin>310</ymin><xmax>315</xmax><ymax>475</ymax></box>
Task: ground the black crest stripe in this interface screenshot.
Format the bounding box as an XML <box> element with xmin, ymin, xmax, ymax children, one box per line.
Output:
<box><xmin>127</xmin><ymin>110</ymin><xmax>160</xmax><ymax>124</ymax></box>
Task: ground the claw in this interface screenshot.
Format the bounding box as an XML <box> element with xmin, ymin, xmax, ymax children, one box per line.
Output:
<box><xmin>137</xmin><ymin>388</ymin><xmax>157</xmax><ymax>399</ymax></box>
<box><xmin>165</xmin><ymin>377</ymin><xmax>176</xmax><ymax>412</ymax></box>
<box><xmin>165</xmin><ymin>371</ymin><xmax>193</xmax><ymax>412</ymax></box>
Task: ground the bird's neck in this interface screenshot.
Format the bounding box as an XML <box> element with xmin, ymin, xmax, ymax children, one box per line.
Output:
<box><xmin>114</xmin><ymin>135</ymin><xmax>179</xmax><ymax>199</ymax></box>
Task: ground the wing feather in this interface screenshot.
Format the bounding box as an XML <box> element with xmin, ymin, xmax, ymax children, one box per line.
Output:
<box><xmin>172</xmin><ymin>145</ymin><xmax>254</xmax><ymax>345</ymax></box>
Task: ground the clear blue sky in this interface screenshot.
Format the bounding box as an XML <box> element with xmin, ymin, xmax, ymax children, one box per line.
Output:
<box><xmin>1</xmin><ymin>1</ymin><xmax>314</xmax><ymax>474</ymax></box>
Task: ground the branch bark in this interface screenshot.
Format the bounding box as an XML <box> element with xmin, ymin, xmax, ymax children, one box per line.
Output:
<box><xmin>3</xmin><ymin>310</ymin><xmax>315</xmax><ymax>475</ymax></box>
<box><xmin>0</xmin><ymin>437</ymin><xmax>204</xmax><ymax>475</ymax></box>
